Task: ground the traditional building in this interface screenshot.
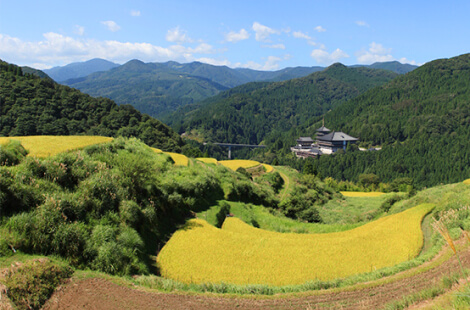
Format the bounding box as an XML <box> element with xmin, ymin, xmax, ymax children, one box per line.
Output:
<box><xmin>316</xmin><ymin>131</ymin><xmax>358</xmax><ymax>154</ymax></box>
<box><xmin>292</xmin><ymin>124</ymin><xmax>358</xmax><ymax>158</ymax></box>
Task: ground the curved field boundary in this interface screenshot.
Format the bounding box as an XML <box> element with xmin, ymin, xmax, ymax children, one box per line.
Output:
<box><xmin>43</xmin><ymin>238</ymin><xmax>470</xmax><ymax>310</ymax></box>
<box><xmin>340</xmin><ymin>191</ymin><xmax>385</xmax><ymax>197</ymax></box>
<box><xmin>165</xmin><ymin>152</ymin><xmax>189</xmax><ymax>166</ymax></box>
<box><xmin>196</xmin><ymin>157</ymin><xmax>218</xmax><ymax>165</ymax></box>
<box><xmin>157</xmin><ymin>204</ymin><xmax>434</xmax><ymax>286</ymax></box>
<box><xmin>262</xmin><ymin>164</ymin><xmax>274</xmax><ymax>173</ymax></box>
<box><xmin>219</xmin><ymin>160</ymin><xmax>260</xmax><ymax>171</ymax></box>
<box><xmin>0</xmin><ymin>136</ymin><xmax>113</xmax><ymax>158</ymax></box>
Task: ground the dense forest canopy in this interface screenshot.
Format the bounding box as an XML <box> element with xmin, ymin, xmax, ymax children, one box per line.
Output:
<box><xmin>0</xmin><ymin>60</ymin><xmax>184</xmax><ymax>152</ymax></box>
<box><xmin>311</xmin><ymin>54</ymin><xmax>470</xmax><ymax>188</ymax></box>
<box><xmin>166</xmin><ymin>64</ymin><xmax>398</xmax><ymax>147</ymax></box>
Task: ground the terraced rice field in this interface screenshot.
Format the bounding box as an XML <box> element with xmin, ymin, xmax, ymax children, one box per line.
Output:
<box><xmin>340</xmin><ymin>191</ymin><xmax>385</xmax><ymax>197</ymax></box>
<box><xmin>196</xmin><ymin>157</ymin><xmax>218</xmax><ymax>165</ymax></box>
<box><xmin>0</xmin><ymin>136</ymin><xmax>113</xmax><ymax>157</ymax></box>
<box><xmin>218</xmin><ymin>160</ymin><xmax>261</xmax><ymax>171</ymax></box>
<box><xmin>157</xmin><ymin>203</ymin><xmax>434</xmax><ymax>286</ymax></box>
<box><xmin>165</xmin><ymin>152</ymin><xmax>189</xmax><ymax>166</ymax></box>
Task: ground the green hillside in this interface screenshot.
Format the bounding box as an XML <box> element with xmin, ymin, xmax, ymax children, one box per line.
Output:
<box><xmin>44</xmin><ymin>58</ymin><xmax>119</xmax><ymax>82</ymax></box>
<box><xmin>167</xmin><ymin>64</ymin><xmax>398</xmax><ymax>147</ymax></box>
<box><xmin>64</xmin><ymin>59</ymin><xmax>229</xmax><ymax>118</ymax></box>
<box><xmin>312</xmin><ymin>53</ymin><xmax>470</xmax><ymax>187</ymax></box>
<box><xmin>0</xmin><ymin>60</ymin><xmax>183</xmax><ymax>151</ymax></box>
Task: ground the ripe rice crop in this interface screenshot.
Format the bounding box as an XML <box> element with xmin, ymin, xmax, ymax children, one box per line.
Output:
<box><xmin>157</xmin><ymin>203</ymin><xmax>433</xmax><ymax>286</ymax></box>
<box><xmin>219</xmin><ymin>160</ymin><xmax>260</xmax><ymax>171</ymax></box>
<box><xmin>0</xmin><ymin>136</ymin><xmax>113</xmax><ymax>157</ymax></box>
<box><xmin>196</xmin><ymin>157</ymin><xmax>218</xmax><ymax>165</ymax></box>
<box><xmin>262</xmin><ymin>164</ymin><xmax>274</xmax><ymax>173</ymax></box>
<box><xmin>340</xmin><ymin>191</ymin><xmax>385</xmax><ymax>197</ymax></box>
<box><xmin>463</xmin><ymin>179</ymin><xmax>470</xmax><ymax>185</ymax></box>
<box><xmin>165</xmin><ymin>152</ymin><xmax>189</xmax><ymax>166</ymax></box>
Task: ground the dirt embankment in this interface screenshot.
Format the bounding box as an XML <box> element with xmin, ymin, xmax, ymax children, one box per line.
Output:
<box><xmin>41</xmin><ymin>245</ymin><xmax>470</xmax><ymax>310</ymax></box>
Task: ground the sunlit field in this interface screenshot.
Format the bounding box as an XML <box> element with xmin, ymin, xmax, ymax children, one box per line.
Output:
<box><xmin>196</xmin><ymin>157</ymin><xmax>218</xmax><ymax>165</ymax></box>
<box><xmin>262</xmin><ymin>163</ymin><xmax>274</xmax><ymax>173</ymax></box>
<box><xmin>0</xmin><ymin>136</ymin><xmax>113</xmax><ymax>157</ymax></box>
<box><xmin>340</xmin><ymin>191</ymin><xmax>385</xmax><ymax>197</ymax></box>
<box><xmin>219</xmin><ymin>159</ymin><xmax>261</xmax><ymax>171</ymax></box>
<box><xmin>157</xmin><ymin>203</ymin><xmax>433</xmax><ymax>286</ymax></box>
<box><xmin>165</xmin><ymin>152</ymin><xmax>189</xmax><ymax>166</ymax></box>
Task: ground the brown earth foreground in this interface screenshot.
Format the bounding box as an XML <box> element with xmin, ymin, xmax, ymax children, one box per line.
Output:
<box><xmin>40</xmin><ymin>243</ymin><xmax>470</xmax><ymax>310</ymax></box>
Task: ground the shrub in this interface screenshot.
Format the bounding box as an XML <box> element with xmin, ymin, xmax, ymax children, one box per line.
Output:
<box><xmin>4</xmin><ymin>258</ymin><xmax>73</xmax><ymax>310</ymax></box>
<box><xmin>0</xmin><ymin>140</ymin><xmax>28</xmax><ymax>166</ymax></box>
<box><xmin>216</xmin><ymin>202</ymin><xmax>231</xmax><ymax>228</ymax></box>
<box><xmin>120</xmin><ymin>200</ymin><xmax>143</xmax><ymax>228</ymax></box>
<box><xmin>0</xmin><ymin>167</ymin><xmax>44</xmax><ymax>216</ymax></box>
<box><xmin>380</xmin><ymin>194</ymin><xmax>404</xmax><ymax>213</ymax></box>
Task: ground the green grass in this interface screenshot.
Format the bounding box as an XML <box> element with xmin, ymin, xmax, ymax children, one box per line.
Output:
<box><xmin>198</xmin><ymin>201</ymin><xmax>367</xmax><ymax>234</ymax></box>
<box><xmin>320</xmin><ymin>192</ymin><xmax>405</xmax><ymax>225</ymax></box>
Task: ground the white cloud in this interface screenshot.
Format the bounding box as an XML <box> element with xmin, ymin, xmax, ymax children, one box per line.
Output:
<box><xmin>74</xmin><ymin>25</ymin><xmax>85</xmax><ymax>36</ymax></box>
<box><xmin>311</xmin><ymin>48</ymin><xmax>349</xmax><ymax>65</ymax></box>
<box><xmin>293</xmin><ymin>30</ymin><xmax>316</xmax><ymax>45</ymax></box>
<box><xmin>252</xmin><ymin>22</ymin><xmax>279</xmax><ymax>42</ymax></box>
<box><xmin>355</xmin><ymin>42</ymin><xmax>419</xmax><ymax>65</ymax></box>
<box><xmin>225</xmin><ymin>29</ymin><xmax>249</xmax><ymax>43</ymax></box>
<box><xmin>293</xmin><ymin>31</ymin><xmax>311</xmax><ymax>40</ymax></box>
<box><xmin>355</xmin><ymin>20</ymin><xmax>369</xmax><ymax>27</ymax></box>
<box><xmin>166</xmin><ymin>26</ymin><xmax>193</xmax><ymax>43</ymax></box>
<box><xmin>239</xmin><ymin>55</ymin><xmax>282</xmax><ymax>71</ymax></box>
<box><xmin>398</xmin><ymin>57</ymin><xmax>419</xmax><ymax>65</ymax></box>
<box><xmin>314</xmin><ymin>26</ymin><xmax>326</xmax><ymax>33</ymax></box>
<box><xmin>101</xmin><ymin>20</ymin><xmax>121</xmax><ymax>32</ymax></box>
<box><xmin>355</xmin><ymin>42</ymin><xmax>394</xmax><ymax>64</ymax></box>
<box><xmin>262</xmin><ymin>43</ymin><xmax>285</xmax><ymax>49</ymax></box>
<box><xmin>0</xmin><ymin>32</ymin><xmax>215</xmax><ymax>68</ymax></box>
<box><xmin>195</xmin><ymin>57</ymin><xmax>231</xmax><ymax>67</ymax></box>
<box><xmin>130</xmin><ymin>10</ymin><xmax>141</xmax><ymax>17</ymax></box>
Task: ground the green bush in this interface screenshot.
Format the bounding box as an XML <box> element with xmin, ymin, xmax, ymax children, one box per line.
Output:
<box><xmin>216</xmin><ymin>202</ymin><xmax>231</xmax><ymax>228</ymax></box>
<box><xmin>0</xmin><ymin>140</ymin><xmax>28</xmax><ymax>166</ymax></box>
<box><xmin>4</xmin><ymin>258</ymin><xmax>73</xmax><ymax>310</ymax></box>
<box><xmin>380</xmin><ymin>194</ymin><xmax>404</xmax><ymax>213</ymax></box>
<box><xmin>120</xmin><ymin>200</ymin><xmax>143</xmax><ymax>228</ymax></box>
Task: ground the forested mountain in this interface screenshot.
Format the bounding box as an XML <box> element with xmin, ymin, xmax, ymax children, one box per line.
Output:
<box><xmin>61</xmin><ymin>59</ymin><xmax>416</xmax><ymax>119</ymax></box>
<box><xmin>63</xmin><ymin>60</ymin><xmax>230</xmax><ymax>118</ymax></box>
<box><xmin>44</xmin><ymin>58</ymin><xmax>119</xmax><ymax>82</ymax></box>
<box><xmin>0</xmin><ymin>60</ymin><xmax>184</xmax><ymax>151</ymax></box>
<box><xmin>351</xmin><ymin>61</ymin><xmax>418</xmax><ymax>75</ymax></box>
<box><xmin>309</xmin><ymin>53</ymin><xmax>470</xmax><ymax>188</ymax></box>
<box><xmin>166</xmin><ymin>64</ymin><xmax>398</xmax><ymax>147</ymax></box>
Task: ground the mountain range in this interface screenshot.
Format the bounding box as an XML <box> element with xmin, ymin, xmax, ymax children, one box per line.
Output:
<box><xmin>44</xmin><ymin>58</ymin><xmax>119</xmax><ymax>82</ymax></box>
<box><xmin>54</xmin><ymin>59</ymin><xmax>416</xmax><ymax>118</ymax></box>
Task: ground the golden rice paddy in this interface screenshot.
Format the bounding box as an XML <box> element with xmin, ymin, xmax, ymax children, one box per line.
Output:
<box><xmin>219</xmin><ymin>159</ymin><xmax>261</xmax><ymax>171</ymax></box>
<box><xmin>157</xmin><ymin>203</ymin><xmax>433</xmax><ymax>286</ymax></box>
<box><xmin>196</xmin><ymin>157</ymin><xmax>218</xmax><ymax>165</ymax></box>
<box><xmin>340</xmin><ymin>191</ymin><xmax>385</xmax><ymax>197</ymax></box>
<box><xmin>463</xmin><ymin>179</ymin><xmax>470</xmax><ymax>185</ymax></box>
<box><xmin>262</xmin><ymin>163</ymin><xmax>274</xmax><ymax>173</ymax></box>
<box><xmin>0</xmin><ymin>136</ymin><xmax>113</xmax><ymax>157</ymax></box>
<box><xmin>165</xmin><ymin>152</ymin><xmax>189</xmax><ymax>166</ymax></box>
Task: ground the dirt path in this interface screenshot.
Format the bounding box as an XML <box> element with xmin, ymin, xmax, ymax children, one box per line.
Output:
<box><xmin>41</xmin><ymin>244</ymin><xmax>470</xmax><ymax>310</ymax></box>
<box><xmin>277</xmin><ymin>170</ymin><xmax>291</xmax><ymax>201</ymax></box>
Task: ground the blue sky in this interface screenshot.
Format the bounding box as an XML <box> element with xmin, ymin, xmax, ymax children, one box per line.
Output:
<box><xmin>0</xmin><ymin>0</ymin><xmax>469</xmax><ymax>70</ymax></box>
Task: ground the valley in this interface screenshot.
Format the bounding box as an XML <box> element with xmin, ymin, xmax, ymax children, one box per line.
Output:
<box><xmin>1</xmin><ymin>54</ymin><xmax>470</xmax><ymax>309</ymax></box>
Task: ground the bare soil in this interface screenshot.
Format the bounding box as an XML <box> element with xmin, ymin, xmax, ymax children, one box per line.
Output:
<box><xmin>41</xmin><ymin>244</ymin><xmax>470</xmax><ymax>310</ymax></box>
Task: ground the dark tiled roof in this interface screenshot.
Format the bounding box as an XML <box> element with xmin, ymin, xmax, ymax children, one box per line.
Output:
<box><xmin>297</xmin><ymin>137</ymin><xmax>314</xmax><ymax>142</ymax></box>
<box><xmin>317</xmin><ymin>131</ymin><xmax>358</xmax><ymax>142</ymax></box>
<box><xmin>316</xmin><ymin>126</ymin><xmax>331</xmax><ymax>132</ymax></box>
